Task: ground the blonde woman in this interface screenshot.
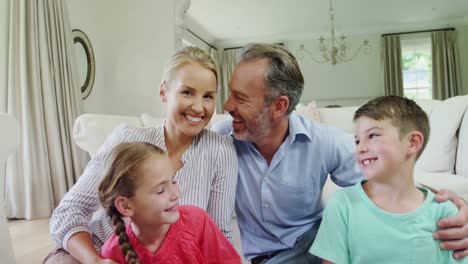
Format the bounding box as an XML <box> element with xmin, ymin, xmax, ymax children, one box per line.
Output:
<box><xmin>45</xmin><ymin>47</ymin><xmax>238</xmax><ymax>264</ymax></box>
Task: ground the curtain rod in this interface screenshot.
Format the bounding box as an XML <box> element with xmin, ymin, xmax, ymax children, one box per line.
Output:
<box><xmin>224</xmin><ymin>42</ymin><xmax>284</xmax><ymax>51</ymax></box>
<box><xmin>381</xmin><ymin>27</ymin><xmax>455</xmax><ymax>37</ymax></box>
<box><xmin>224</xmin><ymin>46</ymin><xmax>243</xmax><ymax>51</ymax></box>
<box><xmin>186</xmin><ymin>28</ymin><xmax>217</xmax><ymax>50</ymax></box>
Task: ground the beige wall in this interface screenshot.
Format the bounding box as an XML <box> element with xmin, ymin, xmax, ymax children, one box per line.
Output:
<box><xmin>458</xmin><ymin>25</ymin><xmax>468</xmax><ymax>95</ymax></box>
<box><xmin>67</xmin><ymin>0</ymin><xmax>175</xmax><ymax>117</ymax></box>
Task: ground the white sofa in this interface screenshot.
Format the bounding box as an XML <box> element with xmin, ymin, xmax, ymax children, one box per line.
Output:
<box><xmin>72</xmin><ymin>96</ymin><xmax>468</xmax><ymax>261</ymax></box>
<box><xmin>73</xmin><ymin>95</ymin><xmax>468</xmax><ymax>201</ymax></box>
<box><xmin>0</xmin><ymin>113</ymin><xmax>20</xmax><ymax>264</ymax></box>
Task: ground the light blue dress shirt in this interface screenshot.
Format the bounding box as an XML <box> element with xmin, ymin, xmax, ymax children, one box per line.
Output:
<box><xmin>213</xmin><ymin>113</ymin><xmax>363</xmax><ymax>260</ymax></box>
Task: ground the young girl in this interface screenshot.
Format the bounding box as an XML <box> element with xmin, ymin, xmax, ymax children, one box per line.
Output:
<box><xmin>98</xmin><ymin>142</ymin><xmax>241</xmax><ymax>263</ymax></box>
<box><xmin>48</xmin><ymin>47</ymin><xmax>238</xmax><ymax>263</ymax></box>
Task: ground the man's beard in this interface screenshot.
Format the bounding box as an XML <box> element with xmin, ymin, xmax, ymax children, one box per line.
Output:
<box><xmin>234</xmin><ymin>106</ymin><xmax>274</xmax><ymax>143</ymax></box>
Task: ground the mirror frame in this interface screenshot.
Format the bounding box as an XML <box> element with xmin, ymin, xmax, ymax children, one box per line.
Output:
<box><xmin>72</xmin><ymin>29</ymin><xmax>95</xmax><ymax>100</ymax></box>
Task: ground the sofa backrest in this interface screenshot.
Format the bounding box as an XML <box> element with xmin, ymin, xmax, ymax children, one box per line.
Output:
<box><xmin>73</xmin><ymin>96</ymin><xmax>468</xmax><ymax>178</ymax></box>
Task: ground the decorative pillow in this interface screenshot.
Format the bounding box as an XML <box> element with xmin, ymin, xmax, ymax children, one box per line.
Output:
<box><xmin>296</xmin><ymin>100</ymin><xmax>321</xmax><ymax>122</ymax></box>
<box><xmin>73</xmin><ymin>114</ymin><xmax>142</xmax><ymax>158</ymax></box>
<box><xmin>319</xmin><ymin>106</ymin><xmax>359</xmax><ymax>134</ymax></box>
<box><xmin>415</xmin><ymin>96</ymin><xmax>468</xmax><ymax>174</ymax></box>
<box><xmin>141</xmin><ymin>113</ymin><xmax>165</xmax><ymax>128</ymax></box>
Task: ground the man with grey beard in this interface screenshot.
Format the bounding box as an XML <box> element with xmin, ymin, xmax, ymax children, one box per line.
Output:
<box><xmin>213</xmin><ymin>43</ymin><xmax>468</xmax><ymax>264</ymax></box>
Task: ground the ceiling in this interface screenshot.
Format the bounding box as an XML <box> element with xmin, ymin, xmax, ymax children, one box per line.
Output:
<box><xmin>186</xmin><ymin>0</ymin><xmax>468</xmax><ymax>47</ymax></box>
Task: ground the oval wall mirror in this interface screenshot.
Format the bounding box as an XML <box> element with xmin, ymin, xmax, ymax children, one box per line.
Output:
<box><xmin>72</xmin><ymin>29</ymin><xmax>95</xmax><ymax>100</ymax></box>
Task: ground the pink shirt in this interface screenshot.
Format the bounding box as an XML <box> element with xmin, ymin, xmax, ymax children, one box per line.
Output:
<box><xmin>101</xmin><ymin>205</ymin><xmax>241</xmax><ymax>264</ymax></box>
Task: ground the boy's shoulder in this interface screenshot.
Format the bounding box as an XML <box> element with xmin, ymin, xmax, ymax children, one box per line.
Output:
<box><xmin>421</xmin><ymin>188</ymin><xmax>458</xmax><ymax>218</ymax></box>
<box><xmin>325</xmin><ymin>183</ymin><xmax>363</xmax><ymax>210</ymax></box>
<box><xmin>330</xmin><ymin>183</ymin><xmax>362</xmax><ymax>200</ymax></box>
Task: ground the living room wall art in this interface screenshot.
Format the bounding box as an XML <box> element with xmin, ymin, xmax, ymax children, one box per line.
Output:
<box><xmin>72</xmin><ymin>29</ymin><xmax>95</xmax><ymax>100</ymax></box>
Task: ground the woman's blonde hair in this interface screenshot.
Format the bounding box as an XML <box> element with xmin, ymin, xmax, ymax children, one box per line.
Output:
<box><xmin>162</xmin><ymin>46</ymin><xmax>218</xmax><ymax>84</ymax></box>
<box><xmin>98</xmin><ymin>142</ymin><xmax>166</xmax><ymax>264</ymax></box>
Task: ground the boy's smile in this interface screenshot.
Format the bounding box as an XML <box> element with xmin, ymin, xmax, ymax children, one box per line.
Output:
<box><xmin>354</xmin><ymin>117</ymin><xmax>410</xmax><ymax>181</ymax></box>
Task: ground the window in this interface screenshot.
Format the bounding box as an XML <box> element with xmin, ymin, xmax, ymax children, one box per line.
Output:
<box><xmin>401</xmin><ymin>36</ymin><xmax>432</xmax><ymax>100</ymax></box>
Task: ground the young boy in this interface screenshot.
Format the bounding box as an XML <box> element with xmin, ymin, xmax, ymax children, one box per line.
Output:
<box><xmin>309</xmin><ymin>96</ymin><xmax>466</xmax><ymax>264</ymax></box>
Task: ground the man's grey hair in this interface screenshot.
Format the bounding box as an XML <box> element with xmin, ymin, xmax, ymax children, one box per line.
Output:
<box><xmin>237</xmin><ymin>43</ymin><xmax>304</xmax><ymax>116</ymax></box>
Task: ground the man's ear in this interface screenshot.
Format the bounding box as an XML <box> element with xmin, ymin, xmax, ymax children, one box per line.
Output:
<box><xmin>160</xmin><ymin>82</ymin><xmax>167</xmax><ymax>102</ymax></box>
<box><xmin>271</xmin><ymin>95</ymin><xmax>289</xmax><ymax>118</ymax></box>
<box><xmin>407</xmin><ymin>131</ymin><xmax>424</xmax><ymax>158</ymax></box>
<box><xmin>114</xmin><ymin>196</ymin><xmax>135</xmax><ymax>218</ymax></box>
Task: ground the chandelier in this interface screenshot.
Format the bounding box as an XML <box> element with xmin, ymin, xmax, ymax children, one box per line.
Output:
<box><xmin>296</xmin><ymin>0</ymin><xmax>371</xmax><ymax>65</ymax></box>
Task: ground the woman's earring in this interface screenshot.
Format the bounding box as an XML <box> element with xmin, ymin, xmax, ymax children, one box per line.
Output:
<box><xmin>160</xmin><ymin>82</ymin><xmax>167</xmax><ymax>102</ymax></box>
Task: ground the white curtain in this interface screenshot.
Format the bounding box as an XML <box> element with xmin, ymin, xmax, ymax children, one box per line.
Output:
<box><xmin>432</xmin><ymin>30</ymin><xmax>462</xmax><ymax>100</ymax></box>
<box><xmin>6</xmin><ymin>0</ymin><xmax>88</xmax><ymax>219</ymax></box>
<box><xmin>217</xmin><ymin>48</ymin><xmax>241</xmax><ymax>114</ymax></box>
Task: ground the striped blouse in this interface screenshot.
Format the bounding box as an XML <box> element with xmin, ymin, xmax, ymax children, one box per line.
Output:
<box><xmin>50</xmin><ymin>124</ymin><xmax>238</xmax><ymax>251</ymax></box>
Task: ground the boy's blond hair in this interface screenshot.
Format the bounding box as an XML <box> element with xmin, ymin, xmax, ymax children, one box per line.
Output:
<box><xmin>353</xmin><ymin>95</ymin><xmax>430</xmax><ymax>159</ymax></box>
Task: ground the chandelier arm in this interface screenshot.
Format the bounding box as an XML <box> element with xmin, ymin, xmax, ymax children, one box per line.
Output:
<box><xmin>329</xmin><ymin>0</ymin><xmax>335</xmax><ymax>48</ymax></box>
<box><xmin>297</xmin><ymin>46</ymin><xmax>329</xmax><ymax>64</ymax></box>
<box><xmin>337</xmin><ymin>42</ymin><xmax>370</xmax><ymax>62</ymax></box>
<box><xmin>298</xmin><ymin>0</ymin><xmax>371</xmax><ymax>65</ymax></box>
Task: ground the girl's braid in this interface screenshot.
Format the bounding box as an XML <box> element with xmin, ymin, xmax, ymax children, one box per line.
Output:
<box><xmin>108</xmin><ymin>206</ymin><xmax>141</xmax><ymax>264</ymax></box>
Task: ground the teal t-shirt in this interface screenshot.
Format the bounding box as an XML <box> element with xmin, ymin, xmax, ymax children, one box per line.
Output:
<box><xmin>310</xmin><ymin>182</ymin><xmax>466</xmax><ymax>264</ymax></box>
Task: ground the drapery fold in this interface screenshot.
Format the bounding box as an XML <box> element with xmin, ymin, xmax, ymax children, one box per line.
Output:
<box><xmin>216</xmin><ymin>48</ymin><xmax>241</xmax><ymax>114</ymax></box>
<box><xmin>6</xmin><ymin>0</ymin><xmax>88</xmax><ymax>219</ymax></box>
<box><xmin>381</xmin><ymin>35</ymin><xmax>403</xmax><ymax>96</ymax></box>
<box><xmin>431</xmin><ymin>30</ymin><xmax>462</xmax><ymax>100</ymax></box>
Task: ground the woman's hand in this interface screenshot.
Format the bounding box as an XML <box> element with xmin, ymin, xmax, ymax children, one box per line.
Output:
<box><xmin>433</xmin><ymin>189</ymin><xmax>468</xmax><ymax>259</ymax></box>
<box><xmin>68</xmin><ymin>232</ymin><xmax>117</xmax><ymax>264</ymax></box>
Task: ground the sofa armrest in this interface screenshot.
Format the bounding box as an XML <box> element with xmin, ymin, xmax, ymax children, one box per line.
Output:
<box><xmin>0</xmin><ymin>113</ymin><xmax>20</xmax><ymax>264</ymax></box>
<box><xmin>73</xmin><ymin>114</ymin><xmax>143</xmax><ymax>158</ymax></box>
<box><xmin>456</xmin><ymin>101</ymin><xmax>468</xmax><ymax>177</ymax></box>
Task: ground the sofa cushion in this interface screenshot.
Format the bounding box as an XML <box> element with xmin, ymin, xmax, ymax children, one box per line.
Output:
<box><xmin>416</xmin><ymin>96</ymin><xmax>468</xmax><ymax>174</ymax></box>
<box><xmin>413</xmin><ymin>99</ymin><xmax>440</xmax><ymax>115</ymax></box>
<box><xmin>73</xmin><ymin>114</ymin><xmax>142</xmax><ymax>158</ymax></box>
<box><xmin>319</xmin><ymin>106</ymin><xmax>359</xmax><ymax>134</ymax></box>
<box><xmin>296</xmin><ymin>101</ymin><xmax>321</xmax><ymax>122</ymax></box>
